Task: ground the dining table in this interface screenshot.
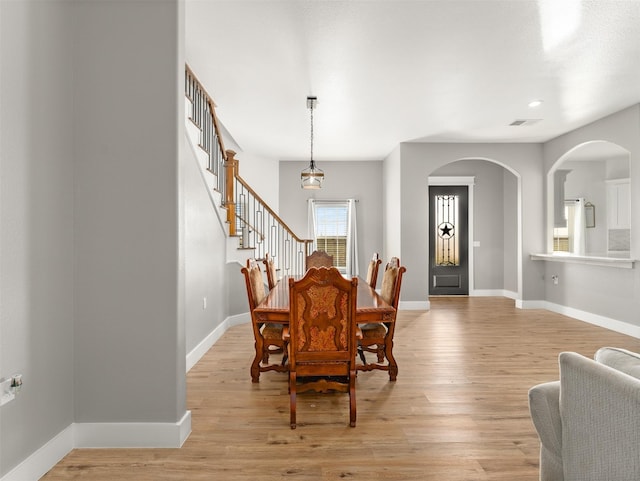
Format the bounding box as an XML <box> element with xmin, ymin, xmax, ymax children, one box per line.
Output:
<box><xmin>253</xmin><ymin>275</ymin><xmax>398</xmax><ymax>379</ymax></box>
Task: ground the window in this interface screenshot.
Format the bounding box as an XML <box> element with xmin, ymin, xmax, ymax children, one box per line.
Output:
<box><xmin>308</xmin><ymin>200</ymin><xmax>358</xmax><ymax>276</ymax></box>
<box><xmin>314</xmin><ymin>203</ymin><xmax>348</xmax><ymax>269</ymax></box>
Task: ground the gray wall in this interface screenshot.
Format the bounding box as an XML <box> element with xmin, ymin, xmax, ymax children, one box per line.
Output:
<box><xmin>383</xmin><ymin>146</ymin><xmax>402</xmax><ymax>262</ymax></box>
<box><xmin>1</xmin><ymin>0</ymin><xmax>190</xmax><ymax>476</ymax></box>
<box><xmin>503</xmin><ymin>169</ymin><xmax>519</xmax><ymax>293</ymax></box>
<box><xmin>227</xmin><ymin>261</ymin><xmax>251</xmax><ymax>317</ymax></box>
<box><xmin>542</xmin><ymin>105</ymin><xmax>640</xmax><ymax>326</ymax></box>
<box><xmin>279</xmin><ymin>161</ymin><xmax>384</xmax><ymax>281</ymax></box>
<box><xmin>0</xmin><ymin>0</ymin><xmax>75</xmax><ymax>473</ymax></box>
<box><xmin>183</xmin><ymin>138</ymin><xmax>229</xmax><ymax>354</ymax></box>
<box><xmin>73</xmin><ymin>0</ymin><xmax>184</xmax><ymax>424</ymax></box>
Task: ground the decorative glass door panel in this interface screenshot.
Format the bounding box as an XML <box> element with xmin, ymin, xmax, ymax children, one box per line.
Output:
<box><xmin>429</xmin><ymin>185</ymin><xmax>469</xmax><ymax>295</ymax></box>
<box><xmin>435</xmin><ymin>194</ymin><xmax>459</xmax><ymax>266</ymax></box>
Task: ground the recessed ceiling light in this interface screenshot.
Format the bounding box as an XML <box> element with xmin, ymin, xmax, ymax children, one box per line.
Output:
<box><xmin>528</xmin><ymin>99</ymin><xmax>544</xmax><ymax>108</ymax></box>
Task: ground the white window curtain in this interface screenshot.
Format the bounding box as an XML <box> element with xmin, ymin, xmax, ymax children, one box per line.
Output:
<box><xmin>567</xmin><ymin>198</ymin><xmax>586</xmax><ymax>255</ymax></box>
<box><xmin>307</xmin><ymin>201</ymin><xmax>318</xmax><ymax>252</ymax></box>
<box><xmin>307</xmin><ymin>199</ymin><xmax>359</xmax><ymax>277</ymax></box>
<box><xmin>346</xmin><ymin>199</ymin><xmax>358</xmax><ymax>277</ymax></box>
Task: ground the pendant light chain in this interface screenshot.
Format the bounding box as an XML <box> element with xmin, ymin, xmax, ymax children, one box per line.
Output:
<box><xmin>309</xmin><ymin>100</ymin><xmax>314</xmax><ymax>166</ymax></box>
<box><xmin>301</xmin><ymin>96</ymin><xmax>323</xmax><ymax>189</ymax></box>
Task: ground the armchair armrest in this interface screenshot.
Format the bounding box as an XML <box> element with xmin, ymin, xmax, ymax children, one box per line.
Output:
<box><xmin>529</xmin><ymin>380</ymin><xmax>563</xmax><ymax>481</ymax></box>
<box><xmin>529</xmin><ymin>381</ymin><xmax>562</xmax><ymax>454</ymax></box>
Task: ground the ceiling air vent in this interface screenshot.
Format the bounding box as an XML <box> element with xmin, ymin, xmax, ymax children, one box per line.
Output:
<box><xmin>509</xmin><ymin>119</ymin><xmax>542</xmax><ymax>126</ymax></box>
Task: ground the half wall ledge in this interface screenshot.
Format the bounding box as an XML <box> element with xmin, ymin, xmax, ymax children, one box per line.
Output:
<box><xmin>530</xmin><ymin>253</ymin><xmax>635</xmax><ymax>269</ymax></box>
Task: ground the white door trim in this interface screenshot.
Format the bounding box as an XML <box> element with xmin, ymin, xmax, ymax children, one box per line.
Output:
<box><xmin>428</xmin><ymin>176</ymin><xmax>475</xmax><ymax>294</ymax></box>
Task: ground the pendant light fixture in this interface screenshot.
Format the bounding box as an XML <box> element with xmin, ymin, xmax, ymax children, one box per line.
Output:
<box><xmin>301</xmin><ymin>96</ymin><xmax>324</xmax><ymax>189</ymax></box>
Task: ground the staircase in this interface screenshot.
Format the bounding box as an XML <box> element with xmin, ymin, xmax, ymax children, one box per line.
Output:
<box><xmin>184</xmin><ymin>65</ymin><xmax>312</xmax><ymax>277</ymax></box>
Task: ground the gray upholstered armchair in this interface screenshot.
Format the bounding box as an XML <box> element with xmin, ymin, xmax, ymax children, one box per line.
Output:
<box><xmin>528</xmin><ymin>348</ymin><xmax>640</xmax><ymax>481</ymax></box>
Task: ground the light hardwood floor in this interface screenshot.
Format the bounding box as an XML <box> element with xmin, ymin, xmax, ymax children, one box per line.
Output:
<box><xmin>42</xmin><ymin>297</ymin><xmax>640</xmax><ymax>480</ymax></box>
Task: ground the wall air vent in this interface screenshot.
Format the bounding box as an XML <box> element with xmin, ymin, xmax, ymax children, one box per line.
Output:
<box><xmin>509</xmin><ymin>119</ymin><xmax>542</xmax><ymax>126</ymax></box>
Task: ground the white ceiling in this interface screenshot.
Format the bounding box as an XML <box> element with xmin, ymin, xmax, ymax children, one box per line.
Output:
<box><xmin>185</xmin><ymin>0</ymin><xmax>640</xmax><ymax>162</ymax></box>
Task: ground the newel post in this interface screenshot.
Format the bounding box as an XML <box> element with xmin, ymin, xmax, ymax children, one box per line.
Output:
<box><xmin>225</xmin><ymin>150</ymin><xmax>238</xmax><ymax>236</ymax></box>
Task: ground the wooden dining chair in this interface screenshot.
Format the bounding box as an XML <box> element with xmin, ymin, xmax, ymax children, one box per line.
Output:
<box><xmin>365</xmin><ymin>252</ymin><xmax>382</xmax><ymax>289</ymax></box>
<box><xmin>285</xmin><ymin>267</ymin><xmax>360</xmax><ymax>428</ymax></box>
<box><xmin>305</xmin><ymin>250</ymin><xmax>334</xmax><ymax>269</ymax></box>
<box><xmin>241</xmin><ymin>258</ymin><xmax>288</xmax><ymax>383</ymax></box>
<box><xmin>357</xmin><ymin>257</ymin><xmax>406</xmax><ymax>381</ymax></box>
<box><xmin>262</xmin><ymin>252</ymin><xmax>278</xmax><ymax>290</ymax></box>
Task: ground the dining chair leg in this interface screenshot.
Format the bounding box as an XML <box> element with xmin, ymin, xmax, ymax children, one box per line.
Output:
<box><xmin>385</xmin><ymin>339</ymin><xmax>398</xmax><ymax>381</ymax></box>
<box><xmin>357</xmin><ymin>347</ymin><xmax>367</xmax><ymax>365</ymax></box>
<box><xmin>290</xmin><ymin>372</ymin><xmax>297</xmax><ymax>429</ymax></box>
<box><xmin>251</xmin><ymin>339</ymin><xmax>263</xmax><ymax>383</ymax></box>
<box><xmin>349</xmin><ymin>370</ymin><xmax>356</xmax><ymax>427</ymax></box>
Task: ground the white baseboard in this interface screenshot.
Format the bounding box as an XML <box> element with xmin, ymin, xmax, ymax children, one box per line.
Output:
<box><xmin>399</xmin><ymin>300</ymin><xmax>429</xmax><ymax>310</ymax></box>
<box><xmin>186</xmin><ymin>313</ymin><xmax>250</xmax><ymax>372</ymax></box>
<box><xmin>75</xmin><ymin>410</ymin><xmax>191</xmax><ymax>449</ymax></box>
<box><xmin>471</xmin><ymin>289</ymin><xmax>518</xmax><ymax>299</ymax></box>
<box><xmin>542</xmin><ymin>301</ymin><xmax>640</xmax><ymax>339</ymax></box>
<box><xmin>1</xmin><ymin>425</ymin><xmax>74</xmax><ymax>481</ymax></box>
<box><xmin>516</xmin><ymin>299</ymin><xmax>548</xmax><ymax>309</ymax></box>
<box><xmin>0</xmin><ymin>411</ymin><xmax>191</xmax><ymax>481</ymax></box>
<box><xmin>517</xmin><ymin>299</ymin><xmax>640</xmax><ymax>339</ymax></box>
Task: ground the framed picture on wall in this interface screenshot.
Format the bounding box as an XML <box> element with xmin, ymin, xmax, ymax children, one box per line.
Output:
<box><xmin>585</xmin><ymin>202</ymin><xmax>595</xmax><ymax>228</ymax></box>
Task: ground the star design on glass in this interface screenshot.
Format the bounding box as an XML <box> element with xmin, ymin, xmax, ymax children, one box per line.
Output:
<box><xmin>438</xmin><ymin>222</ymin><xmax>455</xmax><ymax>239</ymax></box>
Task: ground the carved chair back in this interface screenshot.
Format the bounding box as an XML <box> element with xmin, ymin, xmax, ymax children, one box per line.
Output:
<box><xmin>263</xmin><ymin>252</ymin><xmax>278</xmax><ymax>290</ymax></box>
<box><xmin>287</xmin><ymin>267</ymin><xmax>358</xmax><ymax>427</ymax></box>
<box><xmin>365</xmin><ymin>252</ymin><xmax>382</xmax><ymax>289</ymax></box>
<box><xmin>305</xmin><ymin>250</ymin><xmax>334</xmax><ymax>269</ymax></box>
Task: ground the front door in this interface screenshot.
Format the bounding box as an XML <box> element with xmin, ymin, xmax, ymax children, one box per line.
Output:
<box><xmin>429</xmin><ymin>185</ymin><xmax>469</xmax><ymax>295</ymax></box>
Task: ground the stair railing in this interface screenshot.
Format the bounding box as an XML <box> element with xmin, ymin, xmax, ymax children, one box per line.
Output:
<box><xmin>185</xmin><ymin>65</ymin><xmax>312</xmax><ymax>277</ymax></box>
<box><xmin>185</xmin><ymin>65</ymin><xmax>227</xmax><ymax>195</ymax></box>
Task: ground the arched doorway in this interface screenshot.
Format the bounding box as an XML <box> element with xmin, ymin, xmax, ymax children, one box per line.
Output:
<box><xmin>428</xmin><ymin>158</ymin><xmax>521</xmax><ymax>299</ymax></box>
<box><xmin>547</xmin><ymin>140</ymin><xmax>631</xmax><ymax>257</ymax></box>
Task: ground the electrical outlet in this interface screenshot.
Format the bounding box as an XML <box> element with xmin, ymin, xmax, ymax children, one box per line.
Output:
<box><xmin>552</xmin><ymin>275</ymin><xmax>559</xmax><ymax>285</ymax></box>
<box><xmin>203</xmin><ymin>297</ymin><xmax>207</xmax><ymax>310</ymax></box>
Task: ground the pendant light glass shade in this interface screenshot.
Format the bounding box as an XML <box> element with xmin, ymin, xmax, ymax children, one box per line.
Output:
<box><xmin>301</xmin><ymin>96</ymin><xmax>324</xmax><ymax>189</ymax></box>
<box><xmin>301</xmin><ymin>161</ymin><xmax>324</xmax><ymax>189</ymax></box>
